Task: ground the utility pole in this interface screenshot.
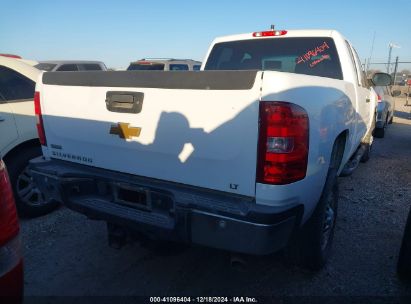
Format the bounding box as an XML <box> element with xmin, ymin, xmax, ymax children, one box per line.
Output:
<box><xmin>367</xmin><ymin>31</ymin><xmax>376</xmax><ymax>72</ymax></box>
<box><xmin>387</xmin><ymin>43</ymin><xmax>400</xmax><ymax>73</ymax></box>
<box><xmin>393</xmin><ymin>56</ymin><xmax>399</xmax><ymax>85</ymax></box>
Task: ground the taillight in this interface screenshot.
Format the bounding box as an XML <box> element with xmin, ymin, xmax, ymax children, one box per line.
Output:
<box><xmin>34</xmin><ymin>91</ymin><xmax>47</xmax><ymax>146</ymax></box>
<box><xmin>0</xmin><ymin>160</ymin><xmax>22</xmax><ymax>296</ymax></box>
<box><xmin>252</xmin><ymin>30</ymin><xmax>287</xmax><ymax>37</ymax></box>
<box><xmin>377</xmin><ymin>94</ymin><xmax>382</xmax><ymax>102</ymax></box>
<box><xmin>257</xmin><ymin>101</ymin><xmax>309</xmax><ymax>185</ymax></box>
<box><xmin>0</xmin><ymin>54</ymin><xmax>22</xmax><ymax>59</ymax></box>
<box><xmin>137</xmin><ymin>60</ymin><xmax>156</xmax><ymax>65</ymax></box>
<box><xmin>0</xmin><ymin>160</ymin><xmax>19</xmax><ymax>246</ymax></box>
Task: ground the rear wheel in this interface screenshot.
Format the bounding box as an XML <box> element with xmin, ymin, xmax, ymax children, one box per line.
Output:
<box><xmin>360</xmin><ymin>115</ymin><xmax>375</xmax><ymax>163</ymax></box>
<box><xmin>286</xmin><ymin>168</ymin><xmax>339</xmax><ymax>271</ymax></box>
<box><xmin>360</xmin><ymin>143</ymin><xmax>371</xmax><ymax>163</ymax></box>
<box><xmin>300</xmin><ymin>169</ymin><xmax>338</xmax><ymax>270</ymax></box>
<box><xmin>6</xmin><ymin>146</ymin><xmax>59</xmax><ymax>218</ymax></box>
<box><xmin>374</xmin><ymin>127</ymin><xmax>385</xmax><ymax>138</ymax></box>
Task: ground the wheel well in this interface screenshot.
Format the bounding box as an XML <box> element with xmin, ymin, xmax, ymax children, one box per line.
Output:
<box><xmin>330</xmin><ymin>130</ymin><xmax>347</xmax><ymax>172</ymax></box>
<box><xmin>3</xmin><ymin>139</ymin><xmax>40</xmax><ymax>163</ymax></box>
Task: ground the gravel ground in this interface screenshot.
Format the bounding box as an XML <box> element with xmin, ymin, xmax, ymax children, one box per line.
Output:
<box><xmin>20</xmin><ymin>97</ymin><xmax>411</xmax><ymax>299</ymax></box>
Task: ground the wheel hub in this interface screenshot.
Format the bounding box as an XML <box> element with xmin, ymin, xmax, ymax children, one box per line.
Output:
<box><xmin>321</xmin><ymin>194</ymin><xmax>336</xmax><ymax>250</ymax></box>
<box><xmin>16</xmin><ymin>167</ymin><xmax>48</xmax><ymax>207</ymax></box>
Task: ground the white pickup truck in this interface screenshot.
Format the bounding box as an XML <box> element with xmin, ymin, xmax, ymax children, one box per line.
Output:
<box><xmin>30</xmin><ymin>28</ymin><xmax>391</xmax><ymax>270</ymax></box>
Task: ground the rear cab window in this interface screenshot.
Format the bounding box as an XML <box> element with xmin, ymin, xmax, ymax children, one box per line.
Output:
<box><xmin>127</xmin><ymin>63</ymin><xmax>165</xmax><ymax>71</ymax></box>
<box><xmin>204</xmin><ymin>37</ymin><xmax>343</xmax><ymax>80</ymax></box>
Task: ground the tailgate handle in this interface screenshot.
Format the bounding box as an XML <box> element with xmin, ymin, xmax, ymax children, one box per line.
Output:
<box><xmin>105</xmin><ymin>91</ymin><xmax>144</xmax><ymax>114</ymax></box>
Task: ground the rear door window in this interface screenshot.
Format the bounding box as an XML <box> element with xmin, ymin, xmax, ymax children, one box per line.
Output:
<box><xmin>56</xmin><ymin>64</ymin><xmax>79</xmax><ymax>71</ymax></box>
<box><xmin>345</xmin><ymin>41</ymin><xmax>360</xmax><ymax>85</ymax></box>
<box><xmin>193</xmin><ymin>65</ymin><xmax>201</xmax><ymax>71</ymax></box>
<box><xmin>0</xmin><ymin>66</ymin><xmax>35</xmax><ymax>101</ymax></box>
<box><xmin>205</xmin><ymin>37</ymin><xmax>343</xmax><ymax>80</ymax></box>
<box><xmin>169</xmin><ymin>64</ymin><xmax>189</xmax><ymax>71</ymax></box>
<box><xmin>34</xmin><ymin>63</ymin><xmax>57</xmax><ymax>71</ymax></box>
<box><xmin>352</xmin><ymin>48</ymin><xmax>367</xmax><ymax>87</ymax></box>
<box><xmin>79</xmin><ymin>64</ymin><xmax>102</xmax><ymax>71</ymax></box>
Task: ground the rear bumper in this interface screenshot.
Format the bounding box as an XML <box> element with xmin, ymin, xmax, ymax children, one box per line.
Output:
<box><xmin>29</xmin><ymin>158</ymin><xmax>303</xmax><ymax>255</ymax></box>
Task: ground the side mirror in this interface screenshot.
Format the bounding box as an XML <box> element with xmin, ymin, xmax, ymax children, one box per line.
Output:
<box><xmin>392</xmin><ymin>90</ymin><xmax>402</xmax><ymax>97</ymax></box>
<box><xmin>371</xmin><ymin>73</ymin><xmax>392</xmax><ymax>86</ymax></box>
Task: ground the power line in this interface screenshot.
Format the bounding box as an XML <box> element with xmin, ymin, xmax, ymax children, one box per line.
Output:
<box><xmin>366</xmin><ymin>31</ymin><xmax>376</xmax><ymax>71</ymax></box>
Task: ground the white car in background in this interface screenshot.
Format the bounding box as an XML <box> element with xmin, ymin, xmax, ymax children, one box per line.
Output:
<box><xmin>0</xmin><ymin>56</ymin><xmax>58</xmax><ymax>217</ymax></box>
<box><xmin>0</xmin><ymin>53</ymin><xmax>38</xmax><ymax>66</ymax></box>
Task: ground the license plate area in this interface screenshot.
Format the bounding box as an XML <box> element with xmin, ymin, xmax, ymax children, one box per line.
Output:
<box><xmin>113</xmin><ymin>183</ymin><xmax>174</xmax><ymax>214</ymax></box>
<box><xmin>114</xmin><ymin>183</ymin><xmax>151</xmax><ymax>211</ymax></box>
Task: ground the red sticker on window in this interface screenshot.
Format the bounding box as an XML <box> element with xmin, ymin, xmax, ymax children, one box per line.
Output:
<box><xmin>309</xmin><ymin>54</ymin><xmax>330</xmax><ymax>68</ymax></box>
<box><xmin>297</xmin><ymin>41</ymin><xmax>330</xmax><ymax>65</ymax></box>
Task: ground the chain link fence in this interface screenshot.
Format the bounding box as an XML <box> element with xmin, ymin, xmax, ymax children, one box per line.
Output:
<box><xmin>364</xmin><ymin>58</ymin><xmax>411</xmax><ymax>102</ymax></box>
<box><xmin>366</xmin><ymin>57</ymin><xmax>411</xmax><ymax>86</ymax></box>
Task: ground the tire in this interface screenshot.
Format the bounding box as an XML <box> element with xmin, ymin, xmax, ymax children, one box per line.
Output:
<box><xmin>374</xmin><ymin>127</ymin><xmax>385</xmax><ymax>138</ymax></box>
<box><xmin>360</xmin><ymin>115</ymin><xmax>375</xmax><ymax>163</ymax></box>
<box><xmin>397</xmin><ymin>207</ymin><xmax>411</xmax><ymax>280</ymax></box>
<box><xmin>388</xmin><ymin>113</ymin><xmax>393</xmax><ymax>124</ymax></box>
<box><xmin>286</xmin><ymin>168</ymin><xmax>339</xmax><ymax>271</ymax></box>
<box><xmin>360</xmin><ymin>143</ymin><xmax>371</xmax><ymax>163</ymax></box>
<box><xmin>6</xmin><ymin>146</ymin><xmax>59</xmax><ymax>218</ymax></box>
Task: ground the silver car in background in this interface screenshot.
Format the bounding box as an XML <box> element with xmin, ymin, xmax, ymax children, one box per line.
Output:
<box><xmin>127</xmin><ymin>58</ymin><xmax>201</xmax><ymax>71</ymax></box>
<box><xmin>374</xmin><ymin>85</ymin><xmax>401</xmax><ymax>138</ymax></box>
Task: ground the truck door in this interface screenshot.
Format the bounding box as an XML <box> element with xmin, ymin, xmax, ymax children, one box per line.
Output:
<box><xmin>0</xmin><ymin>100</ymin><xmax>18</xmax><ymax>154</ymax></box>
<box><xmin>0</xmin><ymin>65</ymin><xmax>36</xmax><ymax>154</ymax></box>
<box><xmin>346</xmin><ymin>42</ymin><xmax>372</xmax><ymax>145</ymax></box>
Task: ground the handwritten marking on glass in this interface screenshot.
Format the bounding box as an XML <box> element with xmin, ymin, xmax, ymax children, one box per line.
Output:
<box><xmin>296</xmin><ymin>41</ymin><xmax>330</xmax><ymax>65</ymax></box>
<box><xmin>309</xmin><ymin>54</ymin><xmax>330</xmax><ymax>67</ymax></box>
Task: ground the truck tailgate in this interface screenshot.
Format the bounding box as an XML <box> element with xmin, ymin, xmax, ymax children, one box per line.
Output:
<box><xmin>38</xmin><ymin>71</ymin><xmax>262</xmax><ymax>197</ymax></box>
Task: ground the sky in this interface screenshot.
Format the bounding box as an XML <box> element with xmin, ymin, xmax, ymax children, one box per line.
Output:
<box><xmin>1</xmin><ymin>0</ymin><xmax>410</xmax><ymax>69</ymax></box>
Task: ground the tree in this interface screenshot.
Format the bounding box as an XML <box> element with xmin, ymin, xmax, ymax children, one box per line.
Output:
<box><xmin>399</xmin><ymin>69</ymin><xmax>410</xmax><ymax>76</ymax></box>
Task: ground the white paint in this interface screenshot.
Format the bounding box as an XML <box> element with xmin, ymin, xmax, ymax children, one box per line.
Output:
<box><xmin>178</xmin><ymin>143</ymin><xmax>194</xmax><ymax>163</ymax></box>
<box><xmin>0</xmin><ymin>56</ymin><xmax>40</xmax><ymax>157</ymax></box>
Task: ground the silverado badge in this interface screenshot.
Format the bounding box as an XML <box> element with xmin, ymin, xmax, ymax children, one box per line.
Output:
<box><xmin>110</xmin><ymin>122</ymin><xmax>141</xmax><ymax>140</ymax></box>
